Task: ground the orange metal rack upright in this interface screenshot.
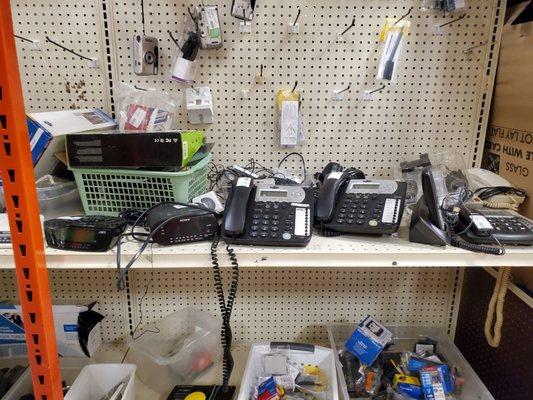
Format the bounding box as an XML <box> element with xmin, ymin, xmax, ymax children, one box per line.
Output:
<box><xmin>0</xmin><ymin>1</ymin><xmax>63</xmax><ymax>399</ymax></box>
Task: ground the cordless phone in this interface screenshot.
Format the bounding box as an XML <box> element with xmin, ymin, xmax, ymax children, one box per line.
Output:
<box><xmin>222</xmin><ymin>178</ymin><xmax>313</xmax><ymax>246</ymax></box>
<box><xmin>315</xmin><ymin>173</ymin><xmax>407</xmax><ymax>235</ymax></box>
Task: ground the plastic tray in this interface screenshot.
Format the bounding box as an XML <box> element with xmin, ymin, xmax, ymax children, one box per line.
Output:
<box><xmin>71</xmin><ymin>153</ymin><xmax>211</xmax><ymax>216</ymax></box>
<box><xmin>2</xmin><ymin>357</ymin><xmax>90</xmax><ymax>400</ymax></box>
<box><xmin>237</xmin><ymin>342</ymin><xmax>339</xmax><ymax>400</ymax></box>
<box><xmin>64</xmin><ymin>363</ymin><xmax>136</xmax><ymax>400</ymax></box>
<box><xmin>327</xmin><ymin>324</ymin><xmax>494</xmax><ymax>400</ymax></box>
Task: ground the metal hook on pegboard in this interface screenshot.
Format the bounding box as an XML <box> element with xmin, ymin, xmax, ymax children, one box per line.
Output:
<box><xmin>45</xmin><ymin>36</ymin><xmax>98</xmax><ymax>68</ymax></box>
<box><xmin>394</xmin><ymin>7</ymin><xmax>413</xmax><ymax>25</ymax></box>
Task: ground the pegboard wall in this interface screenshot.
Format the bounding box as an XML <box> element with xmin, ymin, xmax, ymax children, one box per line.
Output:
<box><xmin>11</xmin><ymin>0</ymin><xmax>505</xmax><ymax>175</ymax></box>
<box><xmin>0</xmin><ymin>267</ymin><xmax>457</xmax><ymax>343</ymax></box>
<box><xmin>129</xmin><ymin>267</ymin><xmax>458</xmax><ymax>342</ymax></box>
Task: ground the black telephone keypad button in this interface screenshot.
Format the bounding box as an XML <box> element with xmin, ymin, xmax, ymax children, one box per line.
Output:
<box><xmin>250</xmin><ymin>232</ymin><xmax>258</xmax><ymax>238</ymax></box>
<box><xmin>360</xmin><ymin>205</ymin><xmax>367</xmax><ymax>209</ymax></box>
<box><xmin>252</xmin><ymin>218</ymin><xmax>260</xmax><ymax>224</ymax></box>
<box><xmin>260</xmin><ymin>226</ymin><xmax>269</xmax><ymax>232</ymax></box>
<box><xmin>264</xmin><ymin>204</ymin><xmax>271</xmax><ymax>209</ymax></box>
<box><xmin>346</xmin><ymin>219</ymin><xmax>354</xmax><ymax>224</ymax></box>
<box><xmin>340</xmin><ymin>208</ymin><xmax>347</xmax><ymax>213</ymax></box>
<box><xmin>272</xmin><ymin>215</ymin><xmax>279</xmax><ymax>220</ymax></box>
<box><xmin>273</xmin><ymin>204</ymin><xmax>279</xmax><ymax>210</ymax></box>
<box><xmin>270</xmin><ymin>233</ymin><xmax>279</xmax><ymax>238</ymax></box>
<box><xmin>337</xmin><ymin>219</ymin><xmax>345</xmax><ymax>224</ymax></box>
<box><xmin>357</xmin><ymin>220</ymin><xmax>364</xmax><ymax>225</ymax></box>
<box><xmin>338</xmin><ymin>213</ymin><xmax>346</xmax><ymax>218</ymax></box>
<box><xmin>272</xmin><ymin>220</ymin><xmax>279</xmax><ymax>226</ymax></box>
<box><xmin>271</xmin><ymin>226</ymin><xmax>279</xmax><ymax>232</ymax></box>
<box><xmin>261</xmin><ymin>220</ymin><xmax>270</xmax><ymax>226</ymax></box>
<box><xmin>260</xmin><ymin>232</ymin><xmax>268</xmax><ymax>238</ymax></box>
<box><xmin>251</xmin><ymin>225</ymin><xmax>259</xmax><ymax>231</ymax></box>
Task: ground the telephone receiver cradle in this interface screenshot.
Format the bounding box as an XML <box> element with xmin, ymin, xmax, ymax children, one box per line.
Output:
<box><xmin>409</xmin><ymin>195</ymin><xmax>449</xmax><ymax>246</ymax></box>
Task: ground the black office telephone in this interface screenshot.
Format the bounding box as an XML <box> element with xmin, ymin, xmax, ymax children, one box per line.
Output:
<box><xmin>409</xmin><ymin>168</ymin><xmax>533</xmax><ymax>253</ymax></box>
<box><xmin>221</xmin><ymin>177</ymin><xmax>314</xmax><ymax>246</ymax></box>
<box><xmin>315</xmin><ymin>171</ymin><xmax>407</xmax><ymax>235</ymax></box>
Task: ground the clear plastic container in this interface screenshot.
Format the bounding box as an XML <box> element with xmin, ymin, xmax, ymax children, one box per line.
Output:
<box><xmin>126</xmin><ymin>307</ymin><xmax>221</xmax><ymax>394</ymax></box>
<box><xmin>327</xmin><ymin>324</ymin><xmax>494</xmax><ymax>400</ymax></box>
<box><xmin>0</xmin><ymin>175</ymin><xmax>83</xmax><ymax>219</ymax></box>
<box><xmin>64</xmin><ymin>364</ymin><xmax>136</xmax><ymax>400</ymax></box>
<box><xmin>36</xmin><ymin>175</ymin><xmax>84</xmax><ymax>219</ymax></box>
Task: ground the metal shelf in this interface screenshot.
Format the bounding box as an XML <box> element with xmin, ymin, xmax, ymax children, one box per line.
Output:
<box><xmin>1</xmin><ymin>226</ymin><xmax>531</xmax><ymax>269</ymax></box>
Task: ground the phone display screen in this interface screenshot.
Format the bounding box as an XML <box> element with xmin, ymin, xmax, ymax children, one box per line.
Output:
<box><xmin>259</xmin><ymin>190</ymin><xmax>288</xmax><ymax>198</ymax></box>
<box><xmin>350</xmin><ymin>183</ymin><xmax>380</xmax><ymax>190</ymax></box>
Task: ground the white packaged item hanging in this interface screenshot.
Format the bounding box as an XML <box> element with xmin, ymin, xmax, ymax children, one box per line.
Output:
<box><xmin>376</xmin><ymin>19</ymin><xmax>411</xmax><ymax>82</ymax></box>
<box><xmin>170</xmin><ymin>15</ymin><xmax>201</xmax><ymax>83</ymax></box>
<box><xmin>186</xmin><ymin>86</ymin><xmax>215</xmax><ymax>124</ymax></box>
<box><xmin>115</xmin><ymin>82</ymin><xmax>179</xmax><ymax>132</ymax></box>
<box><xmin>421</xmin><ymin>0</ymin><xmax>466</xmax><ymax>13</ymax></box>
<box><xmin>276</xmin><ymin>88</ymin><xmax>307</xmax><ymax>147</ymax></box>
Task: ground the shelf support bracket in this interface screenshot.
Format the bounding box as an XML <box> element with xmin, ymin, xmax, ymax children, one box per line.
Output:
<box><xmin>0</xmin><ymin>1</ymin><xmax>63</xmax><ymax>399</ymax></box>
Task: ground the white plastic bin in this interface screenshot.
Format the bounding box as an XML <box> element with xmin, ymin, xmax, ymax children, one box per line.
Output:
<box><xmin>327</xmin><ymin>324</ymin><xmax>494</xmax><ymax>400</ymax></box>
<box><xmin>127</xmin><ymin>307</ymin><xmax>221</xmax><ymax>394</ymax></box>
<box><xmin>3</xmin><ymin>357</ymin><xmax>90</xmax><ymax>400</ymax></box>
<box><xmin>238</xmin><ymin>342</ymin><xmax>339</xmax><ymax>400</ymax></box>
<box><xmin>64</xmin><ymin>364</ymin><xmax>136</xmax><ymax>400</ymax></box>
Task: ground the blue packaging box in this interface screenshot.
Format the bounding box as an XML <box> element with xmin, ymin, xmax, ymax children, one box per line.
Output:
<box><xmin>345</xmin><ymin>315</ymin><xmax>393</xmax><ymax>366</ymax></box>
<box><xmin>26</xmin><ymin>108</ymin><xmax>116</xmax><ymax>178</ymax></box>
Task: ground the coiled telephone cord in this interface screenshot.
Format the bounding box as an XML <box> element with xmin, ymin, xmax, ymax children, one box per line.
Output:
<box><xmin>210</xmin><ymin>230</ymin><xmax>239</xmax><ymax>390</ymax></box>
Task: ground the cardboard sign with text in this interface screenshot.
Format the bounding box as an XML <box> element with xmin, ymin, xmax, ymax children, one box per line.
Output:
<box><xmin>483</xmin><ymin>2</ymin><xmax>533</xmax><ymax>219</ymax></box>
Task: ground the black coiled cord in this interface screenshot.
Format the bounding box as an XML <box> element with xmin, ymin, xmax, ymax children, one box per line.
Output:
<box><xmin>450</xmin><ymin>236</ymin><xmax>505</xmax><ymax>256</ymax></box>
<box><xmin>210</xmin><ymin>230</ymin><xmax>239</xmax><ymax>390</ymax></box>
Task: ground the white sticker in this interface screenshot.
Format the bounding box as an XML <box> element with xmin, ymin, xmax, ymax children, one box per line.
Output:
<box><xmin>290</xmin><ymin>203</ymin><xmax>309</xmax><ymax>208</ymax></box>
<box><xmin>327</xmin><ymin>171</ymin><xmax>343</xmax><ymax>180</ymax></box>
<box><xmin>173</xmin><ymin>205</ymin><xmax>187</xmax><ymax>209</ymax></box>
<box><xmin>237</xmin><ymin>177</ymin><xmax>252</xmax><ymax>187</ymax></box>
<box><xmin>182</xmin><ymin>140</ymin><xmax>188</xmax><ymax>161</ymax></box>
<box><xmin>472</xmin><ymin>215</ymin><xmax>493</xmax><ymax>230</ymax></box>
<box><xmin>129</xmin><ymin>107</ymin><xmax>147</xmax><ymax>128</ymax></box>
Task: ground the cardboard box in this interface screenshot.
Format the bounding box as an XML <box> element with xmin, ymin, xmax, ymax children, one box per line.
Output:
<box><xmin>483</xmin><ymin>2</ymin><xmax>533</xmax><ymax>219</ymax></box>
<box><xmin>0</xmin><ymin>302</ymin><xmax>103</xmax><ymax>357</ymax></box>
<box><xmin>345</xmin><ymin>315</ymin><xmax>392</xmax><ymax>366</ymax></box>
<box><xmin>27</xmin><ymin>109</ymin><xmax>116</xmax><ymax>178</ymax></box>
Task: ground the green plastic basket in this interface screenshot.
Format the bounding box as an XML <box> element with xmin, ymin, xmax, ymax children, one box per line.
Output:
<box><xmin>70</xmin><ymin>154</ymin><xmax>211</xmax><ymax>216</ymax></box>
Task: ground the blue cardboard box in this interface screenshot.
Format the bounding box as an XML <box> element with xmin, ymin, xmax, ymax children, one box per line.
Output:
<box><xmin>345</xmin><ymin>315</ymin><xmax>393</xmax><ymax>366</ymax></box>
<box><xmin>27</xmin><ymin>108</ymin><xmax>116</xmax><ymax>178</ymax></box>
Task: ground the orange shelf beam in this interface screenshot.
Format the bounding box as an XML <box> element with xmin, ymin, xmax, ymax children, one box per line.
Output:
<box><xmin>0</xmin><ymin>1</ymin><xmax>63</xmax><ymax>399</ymax></box>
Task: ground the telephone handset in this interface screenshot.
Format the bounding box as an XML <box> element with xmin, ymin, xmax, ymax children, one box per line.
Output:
<box><xmin>315</xmin><ymin>171</ymin><xmax>407</xmax><ymax>236</ymax></box>
<box><xmin>222</xmin><ymin>177</ymin><xmax>314</xmax><ymax>246</ymax></box>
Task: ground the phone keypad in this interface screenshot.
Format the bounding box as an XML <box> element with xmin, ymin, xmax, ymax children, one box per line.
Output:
<box><xmin>486</xmin><ymin>217</ymin><xmax>532</xmax><ymax>234</ymax></box>
<box><xmin>249</xmin><ymin>201</ymin><xmax>303</xmax><ymax>239</ymax></box>
<box><xmin>336</xmin><ymin>194</ymin><xmax>386</xmax><ymax>226</ymax></box>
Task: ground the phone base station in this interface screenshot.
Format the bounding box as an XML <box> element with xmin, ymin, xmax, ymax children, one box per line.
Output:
<box><xmin>409</xmin><ymin>198</ymin><xmax>449</xmax><ymax>246</ymax></box>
